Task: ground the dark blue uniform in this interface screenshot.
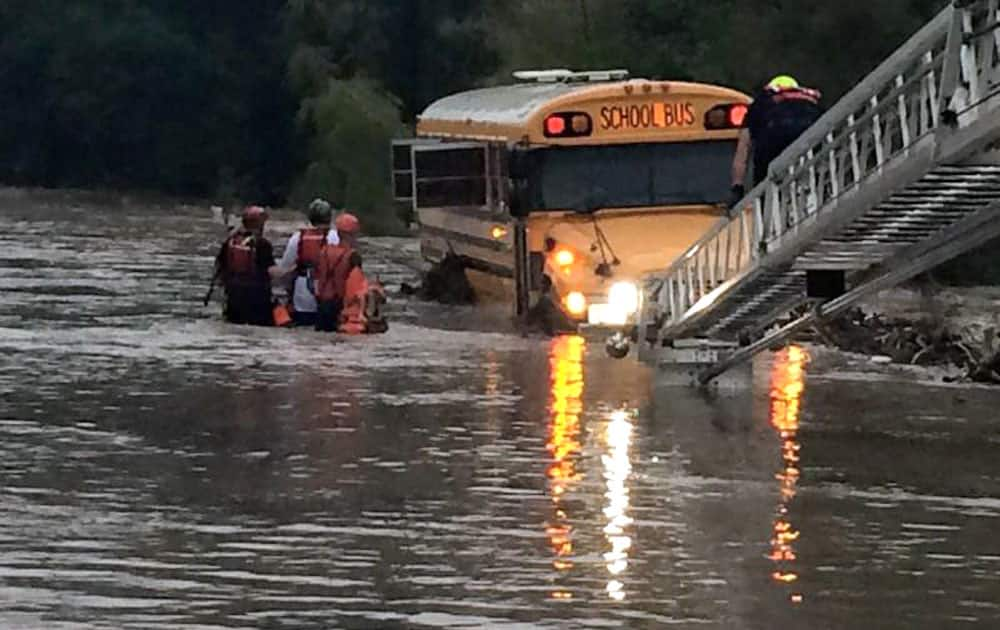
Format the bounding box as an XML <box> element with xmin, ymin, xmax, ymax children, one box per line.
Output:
<box><xmin>745</xmin><ymin>87</ymin><xmax>822</xmax><ymax>185</ymax></box>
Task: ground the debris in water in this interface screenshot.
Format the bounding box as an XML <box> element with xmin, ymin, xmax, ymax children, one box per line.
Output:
<box><xmin>401</xmin><ymin>253</ymin><xmax>477</xmax><ymax>305</ymax></box>
<box><xmin>802</xmin><ymin>308</ymin><xmax>1000</xmax><ymax>385</ymax></box>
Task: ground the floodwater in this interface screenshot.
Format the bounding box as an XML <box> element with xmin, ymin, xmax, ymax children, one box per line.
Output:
<box><xmin>1</xmin><ymin>191</ymin><xmax>999</xmax><ymax>629</ymax></box>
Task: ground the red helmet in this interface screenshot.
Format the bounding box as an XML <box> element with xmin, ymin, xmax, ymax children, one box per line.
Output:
<box><xmin>242</xmin><ymin>205</ymin><xmax>268</xmax><ymax>228</ymax></box>
<box><xmin>335</xmin><ymin>212</ymin><xmax>360</xmax><ymax>234</ymax></box>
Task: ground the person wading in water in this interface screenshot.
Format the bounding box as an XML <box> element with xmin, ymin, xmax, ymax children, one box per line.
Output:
<box><xmin>212</xmin><ymin>205</ymin><xmax>276</xmax><ymax>326</ymax></box>
<box><xmin>275</xmin><ymin>198</ymin><xmax>340</xmax><ymax>328</ymax></box>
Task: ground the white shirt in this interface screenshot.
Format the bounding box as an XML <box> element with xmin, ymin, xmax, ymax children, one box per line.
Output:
<box><xmin>279</xmin><ymin>228</ymin><xmax>340</xmax><ymax>313</ymax></box>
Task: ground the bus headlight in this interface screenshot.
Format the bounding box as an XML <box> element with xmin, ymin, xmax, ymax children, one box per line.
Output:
<box><xmin>609</xmin><ymin>282</ymin><xmax>640</xmax><ymax>315</ymax></box>
<box><xmin>564</xmin><ymin>291</ymin><xmax>588</xmax><ymax>317</ymax></box>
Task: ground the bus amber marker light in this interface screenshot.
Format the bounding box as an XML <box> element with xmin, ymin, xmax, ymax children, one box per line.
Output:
<box><xmin>555</xmin><ymin>248</ymin><xmax>575</xmax><ymax>268</ymax></box>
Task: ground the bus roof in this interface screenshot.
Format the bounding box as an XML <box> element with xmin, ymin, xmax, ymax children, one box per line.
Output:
<box><xmin>417</xmin><ymin>79</ymin><xmax>751</xmax><ymax>144</ymax></box>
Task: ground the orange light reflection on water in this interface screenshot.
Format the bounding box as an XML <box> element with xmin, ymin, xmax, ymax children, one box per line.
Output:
<box><xmin>546</xmin><ymin>335</ymin><xmax>585</xmax><ymax>601</ymax></box>
<box><xmin>768</xmin><ymin>345</ymin><xmax>808</xmax><ymax>603</ymax></box>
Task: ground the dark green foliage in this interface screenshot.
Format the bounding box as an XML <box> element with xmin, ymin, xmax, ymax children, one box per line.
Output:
<box><xmin>292</xmin><ymin>78</ymin><xmax>403</xmax><ymax>234</ymax></box>
<box><xmin>284</xmin><ymin>1</ymin><xmax>497</xmax><ymax>232</ymax></box>
<box><xmin>490</xmin><ymin>0</ymin><xmax>947</xmax><ymax>102</ymax></box>
<box><xmin>2</xmin><ymin>0</ymin><xmax>996</xmax><ymax>270</ymax></box>
<box><xmin>0</xmin><ymin>0</ymin><xmax>296</xmax><ymax>203</ymax></box>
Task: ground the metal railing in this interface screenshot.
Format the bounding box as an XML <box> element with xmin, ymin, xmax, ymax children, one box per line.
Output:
<box><xmin>642</xmin><ymin>0</ymin><xmax>1000</xmax><ymax>336</ymax></box>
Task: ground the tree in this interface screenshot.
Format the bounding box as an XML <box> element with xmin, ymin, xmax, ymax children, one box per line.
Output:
<box><xmin>283</xmin><ymin>0</ymin><xmax>501</xmax><ymax>232</ymax></box>
<box><xmin>488</xmin><ymin>0</ymin><xmax>947</xmax><ymax>101</ymax></box>
<box><xmin>286</xmin><ymin>0</ymin><xmax>499</xmax><ymax>120</ymax></box>
<box><xmin>0</xmin><ymin>0</ymin><xmax>297</xmax><ymax>202</ymax></box>
<box><xmin>293</xmin><ymin>78</ymin><xmax>403</xmax><ymax>234</ymax></box>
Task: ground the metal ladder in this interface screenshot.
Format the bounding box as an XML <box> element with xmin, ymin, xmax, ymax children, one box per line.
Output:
<box><xmin>638</xmin><ymin>0</ymin><xmax>1000</xmax><ymax>383</ymax></box>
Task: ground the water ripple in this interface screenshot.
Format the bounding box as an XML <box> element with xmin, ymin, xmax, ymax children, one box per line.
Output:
<box><xmin>2</xmin><ymin>197</ymin><xmax>1000</xmax><ymax>628</ymax></box>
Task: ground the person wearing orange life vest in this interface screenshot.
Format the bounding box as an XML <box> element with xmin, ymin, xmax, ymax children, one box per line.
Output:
<box><xmin>730</xmin><ymin>75</ymin><xmax>822</xmax><ymax>207</ymax></box>
<box><xmin>214</xmin><ymin>206</ymin><xmax>276</xmax><ymax>326</ymax></box>
<box><xmin>336</xmin><ymin>214</ymin><xmax>387</xmax><ymax>335</ymax></box>
<box><xmin>275</xmin><ymin>198</ymin><xmax>340</xmax><ymax>327</ymax></box>
<box><xmin>313</xmin><ymin>212</ymin><xmax>364</xmax><ymax>332</ymax></box>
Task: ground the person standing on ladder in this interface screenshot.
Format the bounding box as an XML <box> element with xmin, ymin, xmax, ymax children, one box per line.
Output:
<box><xmin>730</xmin><ymin>75</ymin><xmax>823</xmax><ymax>207</ymax></box>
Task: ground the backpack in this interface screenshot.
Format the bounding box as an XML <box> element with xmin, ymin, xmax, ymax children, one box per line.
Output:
<box><xmin>224</xmin><ymin>231</ymin><xmax>256</xmax><ymax>276</ymax></box>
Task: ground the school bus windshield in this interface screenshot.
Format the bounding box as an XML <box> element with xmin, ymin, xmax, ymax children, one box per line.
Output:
<box><xmin>525</xmin><ymin>140</ymin><xmax>735</xmax><ymax>211</ymax></box>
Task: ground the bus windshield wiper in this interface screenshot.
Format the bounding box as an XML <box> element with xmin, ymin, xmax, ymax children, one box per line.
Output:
<box><xmin>590</xmin><ymin>214</ymin><xmax>620</xmax><ymax>278</ymax></box>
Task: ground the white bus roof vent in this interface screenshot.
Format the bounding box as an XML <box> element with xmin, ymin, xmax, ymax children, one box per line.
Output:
<box><xmin>513</xmin><ymin>69</ymin><xmax>573</xmax><ymax>83</ymax></box>
<box><xmin>512</xmin><ymin>69</ymin><xmax>630</xmax><ymax>83</ymax></box>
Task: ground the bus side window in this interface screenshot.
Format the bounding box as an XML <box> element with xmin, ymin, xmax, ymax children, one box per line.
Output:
<box><xmin>392</xmin><ymin>140</ymin><xmax>420</xmax><ymax>226</ymax></box>
<box><xmin>414</xmin><ymin>146</ymin><xmax>487</xmax><ymax>208</ymax></box>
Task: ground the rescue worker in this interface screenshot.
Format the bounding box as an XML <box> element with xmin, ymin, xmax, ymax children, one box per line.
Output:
<box><xmin>730</xmin><ymin>75</ymin><xmax>822</xmax><ymax>206</ymax></box>
<box><xmin>313</xmin><ymin>212</ymin><xmax>364</xmax><ymax>332</ymax></box>
<box><xmin>214</xmin><ymin>205</ymin><xmax>276</xmax><ymax>326</ymax></box>
<box><xmin>276</xmin><ymin>198</ymin><xmax>340</xmax><ymax>326</ymax></box>
<box><xmin>337</xmin><ymin>215</ymin><xmax>388</xmax><ymax>335</ymax></box>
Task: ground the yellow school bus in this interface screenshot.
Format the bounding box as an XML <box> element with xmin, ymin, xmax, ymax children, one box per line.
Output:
<box><xmin>392</xmin><ymin>69</ymin><xmax>750</xmax><ymax>327</ymax></box>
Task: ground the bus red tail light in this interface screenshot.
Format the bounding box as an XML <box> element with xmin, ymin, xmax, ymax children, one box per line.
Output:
<box><xmin>705</xmin><ymin>104</ymin><xmax>749</xmax><ymax>130</ymax></box>
<box><xmin>545</xmin><ymin>115</ymin><xmax>567</xmax><ymax>136</ymax></box>
<box><xmin>728</xmin><ymin>104</ymin><xmax>748</xmax><ymax>127</ymax></box>
<box><xmin>544</xmin><ymin>112</ymin><xmax>592</xmax><ymax>138</ymax></box>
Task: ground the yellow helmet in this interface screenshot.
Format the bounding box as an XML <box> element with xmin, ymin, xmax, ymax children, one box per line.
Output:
<box><xmin>767</xmin><ymin>75</ymin><xmax>799</xmax><ymax>90</ymax></box>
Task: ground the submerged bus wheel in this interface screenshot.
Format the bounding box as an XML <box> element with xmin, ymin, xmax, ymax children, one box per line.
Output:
<box><xmin>525</xmin><ymin>292</ymin><xmax>579</xmax><ymax>337</ymax></box>
<box><xmin>415</xmin><ymin>254</ymin><xmax>477</xmax><ymax>305</ymax></box>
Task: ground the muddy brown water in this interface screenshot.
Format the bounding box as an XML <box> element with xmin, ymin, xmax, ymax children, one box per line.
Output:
<box><xmin>1</xmin><ymin>192</ymin><xmax>999</xmax><ymax>629</ymax></box>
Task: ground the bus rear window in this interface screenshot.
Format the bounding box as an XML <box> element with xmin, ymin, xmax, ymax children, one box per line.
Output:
<box><xmin>526</xmin><ymin>140</ymin><xmax>736</xmax><ymax>210</ymax></box>
<box><xmin>414</xmin><ymin>146</ymin><xmax>488</xmax><ymax>207</ymax></box>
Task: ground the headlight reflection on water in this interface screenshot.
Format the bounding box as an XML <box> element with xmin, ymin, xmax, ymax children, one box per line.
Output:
<box><xmin>768</xmin><ymin>345</ymin><xmax>809</xmax><ymax>604</ymax></box>
<box><xmin>545</xmin><ymin>338</ymin><xmax>636</xmax><ymax>603</ymax></box>
<box><xmin>603</xmin><ymin>409</ymin><xmax>635</xmax><ymax>601</ymax></box>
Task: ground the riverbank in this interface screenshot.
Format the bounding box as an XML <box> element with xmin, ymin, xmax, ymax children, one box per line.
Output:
<box><xmin>842</xmin><ymin>286</ymin><xmax>1000</xmax><ymax>382</ymax></box>
<box><xmin>771</xmin><ymin>286</ymin><xmax>999</xmax><ymax>385</ymax></box>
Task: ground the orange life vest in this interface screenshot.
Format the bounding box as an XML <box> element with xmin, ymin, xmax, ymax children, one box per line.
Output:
<box><xmin>339</xmin><ymin>268</ymin><xmax>370</xmax><ymax>335</ymax></box>
<box><xmin>296</xmin><ymin>228</ymin><xmax>329</xmax><ymax>274</ymax></box>
<box><xmin>225</xmin><ymin>231</ymin><xmax>256</xmax><ymax>276</ymax></box>
<box><xmin>313</xmin><ymin>243</ymin><xmax>355</xmax><ymax>303</ymax></box>
<box><xmin>340</xmin><ymin>272</ymin><xmax>388</xmax><ymax>335</ymax></box>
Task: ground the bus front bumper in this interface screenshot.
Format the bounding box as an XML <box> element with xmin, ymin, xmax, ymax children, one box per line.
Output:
<box><xmin>584</xmin><ymin>303</ymin><xmax>635</xmax><ymax>327</ymax></box>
